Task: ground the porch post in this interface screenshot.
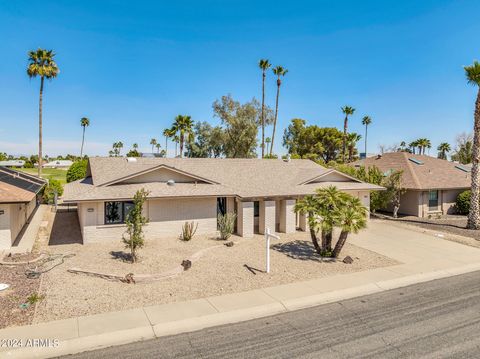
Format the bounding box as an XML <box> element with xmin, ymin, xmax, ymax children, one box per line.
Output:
<box><xmin>237</xmin><ymin>201</ymin><xmax>254</xmax><ymax>238</ymax></box>
<box><xmin>259</xmin><ymin>200</ymin><xmax>276</xmax><ymax>234</ymax></box>
<box><xmin>279</xmin><ymin>199</ymin><xmax>296</xmax><ymax>233</ymax></box>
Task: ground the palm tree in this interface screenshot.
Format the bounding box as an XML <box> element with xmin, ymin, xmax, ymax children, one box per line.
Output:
<box><xmin>171</xmin><ymin>115</ymin><xmax>194</xmax><ymax>158</ymax></box>
<box><xmin>332</xmin><ymin>197</ymin><xmax>368</xmax><ymax>258</ymax></box>
<box><xmin>258</xmin><ymin>59</ymin><xmax>271</xmax><ymax>158</ymax></box>
<box><xmin>465</xmin><ymin>61</ymin><xmax>480</xmax><ymax>229</ymax></box>
<box><xmin>80</xmin><ymin>117</ymin><xmax>90</xmax><ymax>158</ymax></box>
<box><xmin>265</xmin><ymin>137</ymin><xmax>271</xmax><ymax>155</ymax></box>
<box><xmin>27</xmin><ymin>49</ymin><xmax>59</xmax><ymax>177</ymax></box>
<box><xmin>294</xmin><ymin>195</ymin><xmax>322</xmax><ymax>254</ymax></box>
<box><xmin>155</xmin><ymin>143</ymin><xmax>161</xmax><ymax>153</ymax></box>
<box><xmin>270</xmin><ymin>65</ymin><xmax>288</xmax><ymax>157</ymax></box>
<box><xmin>163</xmin><ymin>128</ymin><xmax>172</xmax><ymax>158</ymax></box>
<box><xmin>409</xmin><ymin>140</ymin><xmax>418</xmax><ymax>154</ymax></box>
<box><xmin>347</xmin><ymin>133</ymin><xmax>362</xmax><ymax>162</ymax></box>
<box><xmin>341</xmin><ymin>106</ymin><xmax>355</xmax><ymax>163</ymax></box>
<box><xmin>133</xmin><ymin>143</ymin><xmax>138</xmax><ymax>150</ymax></box>
<box><xmin>149</xmin><ymin>138</ymin><xmax>157</xmax><ymax>153</ymax></box>
<box><xmin>361</xmin><ymin>116</ymin><xmax>372</xmax><ymax>156</ymax></box>
<box><xmin>437</xmin><ymin>142</ymin><xmax>451</xmax><ymax>159</ymax></box>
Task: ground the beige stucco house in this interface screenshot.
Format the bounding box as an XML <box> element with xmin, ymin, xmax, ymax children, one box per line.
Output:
<box><xmin>63</xmin><ymin>157</ymin><xmax>382</xmax><ymax>244</ymax></box>
<box><xmin>0</xmin><ymin>167</ymin><xmax>46</xmax><ymax>249</ymax></box>
<box><xmin>351</xmin><ymin>152</ymin><xmax>470</xmax><ymax>217</ymax></box>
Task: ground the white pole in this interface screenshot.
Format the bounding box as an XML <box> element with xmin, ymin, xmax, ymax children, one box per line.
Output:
<box><xmin>266</xmin><ymin>228</ymin><xmax>270</xmax><ymax>273</ymax></box>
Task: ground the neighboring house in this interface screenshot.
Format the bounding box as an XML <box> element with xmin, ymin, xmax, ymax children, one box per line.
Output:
<box><xmin>63</xmin><ymin>157</ymin><xmax>382</xmax><ymax>244</ymax></box>
<box><xmin>0</xmin><ymin>160</ymin><xmax>25</xmax><ymax>168</ymax></box>
<box><xmin>42</xmin><ymin>160</ymin><xmax>73</xmax><ymax>169</ymax></box>
<box><xmin>351</xmin><ymin>152</ymin><xmax>470</xmax><ymax>217</ymax></box>
<box><xmin>0</xmin><ymin>167</ymin><xmax>46</xmax><ymax>249</ymax></box>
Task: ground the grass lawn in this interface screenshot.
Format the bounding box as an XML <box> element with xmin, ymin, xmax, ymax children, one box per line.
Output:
<box><xmin>17</xmin><ymin>167</ymin><xmax>68</xmax><ymax>185</ymax></box>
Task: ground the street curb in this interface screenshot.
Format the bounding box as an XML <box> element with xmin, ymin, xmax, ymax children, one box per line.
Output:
<box><xmin>3</xmin><ymin>263</ymin><xmax>480</xmax><ymax>359</ymax></box>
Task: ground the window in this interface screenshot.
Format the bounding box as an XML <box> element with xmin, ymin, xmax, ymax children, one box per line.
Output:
<box><xmin>428</xmin><ymin>190</ymin><xmax>438</xmax><ymax>210</ymax></box>
<box><xmin>104</xmin><ymin>201</ymin><xmax>134</xmax><ymax>224</ymax></box>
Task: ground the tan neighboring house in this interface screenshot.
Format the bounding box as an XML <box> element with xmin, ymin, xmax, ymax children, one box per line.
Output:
<box><xmin>63</xmin><ymin>157</ymin><xmax>382</xmax><ymax>244</ymax></box>
<box><xmin>0</xmin><ymin>167</ymin><xmax>46</xmax><ymax>249</ymax></box>
<box><xmin>351</xmin><ymin>152</ymin><xmax>470</xmax><ymax>217</ymax></box>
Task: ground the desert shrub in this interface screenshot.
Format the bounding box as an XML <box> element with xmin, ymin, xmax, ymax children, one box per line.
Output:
<box><xmin>27</xmin><ymin>293</ymin><xmax>45</xmax><ymax>305</ymax></box>
<box><xmin>180</xmin><ymin>221</ymin><xmax>198</xmax><ymax>241</ymax></box>
<box><xmin>217</xmin><ymin>213</ymin><xmax>236</xmax><ymax>240</ymax></box>
<box><xmin>456</xmin><ymin>190</ymin><xmax>471</xmax><ymax>215</ymax></box>
<box><xmin>123</xmin><ymin>188</ymin><xmax>149</xmax><ymax>263</ymax></box>
<box><xmin>42</xmin><ymin>179</ymin><xmax>64</xmax><ymax>203</ymax></box>
<box><xmin>66</xmin><ymin>160</ymin><xmax>87</xmax><ymax>183</ymax></box>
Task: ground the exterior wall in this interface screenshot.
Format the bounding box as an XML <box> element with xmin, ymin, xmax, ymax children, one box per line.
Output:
<box><xmin>397</xmin><ymin>190</ymin><xmax>421</xmax><ymax>217</ymax></box>
<box><xmin>0</xmin><ymin>203</ymin><xmax>11</xmax><ymax>249</ymax></box>
<box><xmin>279</xmin><ymin>199</ymin><xmax>296</xmax><ymax>233</ymax></box>
<box><xmin>77</xmin><ymin>198</ymin><xmax>217</xmax><ymax>244</ymax></box>
<box><xmin>0</xmin><ymin>197</ymin><xmax>37</xmax><ymax>250</ymax></box>
<box><xmin>442</xmin><ymin>189</ymin><xmax>464</xmax><ymax>215</ymax></box>
<box><xmin>237</xmin><ymin>201</ymin><xmax>254</xmax><ymax>238</ymax></box>
<box><xmin>258</xmin><ymin>200</ymin><xmax>276</xmax><ymax>234</ymax></box>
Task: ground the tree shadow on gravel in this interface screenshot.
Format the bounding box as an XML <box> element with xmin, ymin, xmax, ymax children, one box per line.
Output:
<box><xmin>110</xmin><ymin>251</ymin><xmax>133</xmax><ymax>262</ymax></box>
<box><xmin>271</xmin><ymin>240</ymin><xmax>323</xmax><ymax>262</ymax></box>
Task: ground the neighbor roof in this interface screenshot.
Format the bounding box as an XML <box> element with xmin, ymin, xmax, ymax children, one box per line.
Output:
<box><xmin>64</xmin><ymin>157</ymin><xmax>382</xmax><ymax>202</ymax></box>
<box><xmin>351</xmin><ymin>152</ymin><xmax>471</xmax><ymax>190</ymax></box>
<box><xmin>0</xmin><ymin>167</ymin><xmax>46</xmax><ymax>203</ymax></box>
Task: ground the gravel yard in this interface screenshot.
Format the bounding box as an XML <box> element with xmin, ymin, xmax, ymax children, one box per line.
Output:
<box><xmin>34</xmin><ymin>230</ymin><xmax>398</xmax><ymax>323</ymax></box>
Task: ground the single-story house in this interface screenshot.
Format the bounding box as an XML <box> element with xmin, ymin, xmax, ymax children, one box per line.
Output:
<box><xmin>0</xmin><ymin>167</ymin><xmax>46</xmax><ymax>249</ymax></box>
<box><xmin>0</xmin><ymin>160</ymin><xmax>25</xmax><ymax>168</ymax></box>
<box><xmin>63</xmin><ymin>157</ymin><xmax>383</xmax><ymax>244</ymax></box>
<box><xmin>351</xmin><ymin>152</ymin><xmax>470</xmax><ymax>217</ymax></box>
<box><xmin>42</xmin><ymin>160</ymin><xmax>73</xmax><ymax>169</ymax></box>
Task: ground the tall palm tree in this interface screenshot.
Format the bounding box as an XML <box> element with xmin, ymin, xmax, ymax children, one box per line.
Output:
<box><xmin>437</xmin><ymin>142</ymin><xmax>451</xmax><ymax>159</ymax></box>
<box><xmin>80</xmin><ymin>117</ymin><xmax>90</xmax><ymax>158</ymax></box>
<box><xmin>258</xmin><ymin>59</ymin><xmax>271</xmax><ymax>158</ymax></box>
<box><xmin>27</xmin><ymin>49</ymin><xmax>59</xmax><ymax>177</ymax></box>
<box><xmin>347</xmin><ymin>133</ymin><xmax>362</xmax><ymax>162</ymax></box>
<box><xmin>409</xmin><ymin>140</ymin><xmax>418</xmax><ymax>154</ymax></box>
<box><xmin>465</xmin><ymin>61</ymin><xmax>480</xmax><ymax>229</ymax></box>
<box><xmin>149</xmin><ymin>138</ymin><xmax>157</xmax><ymax>153</ymax></box>
<box><xmin>163</xmin><ymin>128</ymin><xmax>172</xmax><ymax>158</ymax></box>
<box><xmin>341</xmin><ymin>106</ymin><xmax>355</xmax><ymax>163</ymax></box>
<box><xmin>332</xmin><ymin>197</ymin><xmax>368</xmax><ymax>258</ymax></box>
<box><xmin>270</xmin><ymin>65</ymin><xmax>288</xmax><ymax>157</ymax></box>
<box><xmin>171</xmin><ymin>115</ymin><xmax>194</xmax><ymax>158</ymax></box>
<box><xmin>173</xmin><ymin>134</ymin><xmax>180</xmax><ymax>157</ymax></box>
<box><xmin>265</xmin><ymin>137</ymin><xmax>271</xmax><ymax>155</ymax></box>
<box><xmin>361</xmin><ymin>116</ymin><xmax>372</xmax><ymax>156</ymax></box>
<box><xmin>155</xmin><ymin>143</ymin><xmax>161</xmax><ymax>153</ymax></box>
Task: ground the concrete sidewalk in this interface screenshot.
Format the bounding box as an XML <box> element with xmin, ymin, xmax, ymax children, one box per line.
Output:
<box><xmin>2</xmin><ymin>221</ymin><xmax>480</xmax><ymax>358</ymax></box>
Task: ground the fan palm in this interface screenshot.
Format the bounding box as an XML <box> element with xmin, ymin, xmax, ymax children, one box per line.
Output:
<box><xmin>155</xmin><ymin>143</ymin><xmax>161</xmax><ymax>153</ymax></box>
<box><xmin>171</xmin><ymin>115</ymin><xmax>194</xmax><ymax>158</ymax></box>
<box><xmin>163</xmin><ymin>128</ymin><xmax>172</xmax><ymax>158</ymax></box>
<box><xmin>80</xmin><ymin>117</ymin><xmax>90</xmax><ymax>158</ymax></box>
<box><xmin>465</xmin><ymin>61</ymin><xmax>480</xmax><ymax>229</ymax></box>
<box><xmin>347</xmin><ymin>133</ymin><xmax>362</xmax><ymax>162</ymax></box>
<box><xmin>437</xmin><ymin>142</ymin><xmax>451</xmax><ymax>160</ymax></box>
<box><xmin>361</xmin><ymin>116</ymin><xmax>372</xmax><ymax>156</ymax></box>
<box><xmin>258</xmin><ymin>59</ymin><xmax>271</xmax><ymax>158</ymax></box>
<box><xmin>149</xmin><ymin>138</ymin><xmax>157</xmax><ymax>153</ymax></box>
<box><xmin>27</xmin><ymin>48</ymin><xmax>59</xmax><ymax>177</ymax></box>
<box><xmin>133</xmin><ymin>143</ymin><xmax>138</xmax><ymax>150</ymax></box>
<box><xmin>270</xmin><ymin>65</ymin><xmax>288</xmax><ymax>157</ymax></box>
<box><xmin>294</xmin><ymin>195</ymin><xmax>322</xmax><ymax>254</ymax></box>
<box><xmin>341</xmin><ymin>106</ymin><xmax>355</xmax><ymax>163</ymax></box>
<box><xmin>332</xmin><ymin>197</ymin><xmax>368</xmax><ymax>258</ymax></box>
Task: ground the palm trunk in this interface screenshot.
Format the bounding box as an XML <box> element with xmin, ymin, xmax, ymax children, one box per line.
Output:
<box><xmin>325</xmin><ymin>230</ymin><xmax>333</xmax><ymax>252</ymax></box>
<box><xmin>333</xmin><ymin>231</ymin><xmax>348</xmax><ymax>258</ymax></box>
<box><xmin>364</xmin><ymin>125</ymin><xmax>368</xmax><ymax>156</ymax></box>
<box><xmin>180</xmin><ymin>134</ymin><xmax>184</xmax><ymax>158</ymax></box>
<box><xmin>308</xmin><ymin>213</ymin><xmax>321</xmax><ymax>255</ymax></box>
<box><xmin>165</xmin><ymin>137</ymin><xmax>168</xmax><ymax>158</ymax></box>
<box><xmin>321</xmin><ymin>230</ymin><xmax>327</xmax><ymax>253</ymax></box>
<box><xmin>80</xmin><ymin>126</ymin><xmax>85</xmax><ymax>158</ymax></box>
<box><xmin>342</xmin><ymin>116</ymin><xmax>348</xmax><ymax>163</ymax></box>
<box><xmin>270</xmin><ymin>80</ymin><xmax>280</xmax><ymax>156</ymax></box>
<box><xmin>261</xmin><ymin>71</ymin><xmax>266</xmax><ymax>158</ymax></box>
<box><xmin>468</xmin><ymin>88</ymin><xmax>480</xmax><ymax>229</ymax></box>
<box><xmin>175</xmin><ymin>142</ymin><xmax>178</xmax><ymax>157</ymax></box>
<box><xmin>38</xmin><ymin>76</ymin><xmax>44</xmax><ymax>177</ymax></box>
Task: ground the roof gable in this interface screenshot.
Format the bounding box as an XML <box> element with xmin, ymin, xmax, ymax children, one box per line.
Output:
<box><xmin>299</xmin><ymin>169</ymin><xmax>362</xmax><ymax>185</ymax></box>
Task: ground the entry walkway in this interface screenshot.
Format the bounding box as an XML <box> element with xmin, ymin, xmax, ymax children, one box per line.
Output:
<box><xmin>2</xmin><ymin>220</ymin><xmax>480</xmax><ymax>358</ymax></box>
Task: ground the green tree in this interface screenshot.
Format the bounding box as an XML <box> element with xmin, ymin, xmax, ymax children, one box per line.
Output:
<box><xmin>149</xmin><ymin>138</ymin><xmax>157</xmax><ymax>153</ymax></box>
<box><xmin>341</xmin><ymin>106</ymin><xmax>355</xmax><ymax>163</ymax></box>
<box><xmin>42</xmin><ymin>179</ymin><xmax>64</xmax><ymax>203</ymax></box>
<box><xmin>265</xmin><ymin>137</ymin><xmax>271</xmax><ymax>155</ymax></box>
<box><xmin>163</xmin><ymin>128</ymin><xmax>173</xmax><ymax>157</ymax></box>
<box><xmin>465</xmin><ymin>61</ymin><xmax>480</xmax><ymax>229</ymax></box>
<box><xmin>437</xmin><ymin>142</ymin><xmax>451</xmax><ymax>159</ymax></box>
<box><xmin>27</xmin><ymin>49</ymin><xmax>59</xmax><ymax>177</ymax></box>
<box><xmin>270</xmin><ymin>65</ymin><xmax>288</xmax><ymax>156</ymax></box>
<box><xmin>186</xmin><ymin>121</ymin><xmax>225</xmax><ymax>158</ymax></box>
<box><xmin>451</xmin><ymin>134</ymin><xmax>473</xmax><ymax>164</ymax></box>
<box><xmin>123</xmin><ymin>189</ymin><xmax>149</xmax><ymax>263</ymax></box>
<box><xmin>346</xmin><ymin>132</ymin><xmax>362</xmax><ymax>162</ymax></box>
<box><xmin>258</xmin><ymin>59</ymin><xmax>271</xmax><ymax>158</ymax></box>
<box><xmin>361</xmin><ymin>116</ymin><xmax>372</xmax><ymax>156</ymax></box>
<box><xmin>80</xmin><ymin>117</ymin><xmax>90</xmax><ymax>158</ymax></box>
<box><xmin>66</xmin><ymin>160</ymin><xmax>87</xmax><ymax>183</ymax></box>
<box><xmin>384</xmin><ymin>170</ymin><xmax>405</xmax><ymax>218</ymax></box>
<box><xmin>171</xmin><ymin>115</ymin><xmax>194</xmax><ymax>158</ymax></box>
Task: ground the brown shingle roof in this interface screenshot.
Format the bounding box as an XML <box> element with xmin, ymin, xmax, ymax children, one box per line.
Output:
<box><xmin>64</xmin><ymin>157</ymin><xmax>383</xmax><ymax>202</ymax></box>
<box><xmin>0</xmin><ymin>167</ymin><xmax>46</xmax><ymax>203</ymax></box>
<box><xmin>351</xmin><ymin>152</ymin><xmax>471</xmax><ymax>190</ymax></box>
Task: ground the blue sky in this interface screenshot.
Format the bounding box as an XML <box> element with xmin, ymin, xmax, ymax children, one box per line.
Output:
<box><xmin>0</xmin><ymin>0</ymin><xmax>479</xmax><ymax>157</ymax></box>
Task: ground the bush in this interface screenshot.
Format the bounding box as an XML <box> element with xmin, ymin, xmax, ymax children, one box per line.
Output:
<box><xmin>42</xmin><ymin>179</ymin><xmax>64</xmax><ymax>203</ymax></box>
<box><xmin>66</xmin><ymin>160</ymin><xmax>87</xmax><ymax>183</ymax></box>
<box><xmin>456</xmin><ymin>190</ymin><xmax>471</xmax><ymax>215</ymax></box>
<box><xmin>217</xmin><ymin>213</ymin><xmax>236</xmax><ymax>240</ymax></box>
<box><xmin>180</xmin><ymin>221</ymin><xmax>198</xmax><ymax>241</ymax></box>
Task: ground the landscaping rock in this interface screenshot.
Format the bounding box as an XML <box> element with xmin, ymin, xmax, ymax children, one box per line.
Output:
<box><xmin>343</xmin><ymin>256</ymin><xmax>354</xmax><ymax>264</ymax></box>
<box><xmin>224</xmin><ymin>241</ymin><xmax>234</xmax><ymax>247</ymax></box>
<box><xmin>181</xmin><ymin>260</ymin><xmax>192</xmax><ymax>270</ymax></box>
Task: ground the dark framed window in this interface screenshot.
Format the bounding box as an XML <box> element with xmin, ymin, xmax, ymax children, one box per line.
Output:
<box><xmin>104</xmin><ymin>201</ymin><xmax>134</xmax><ymax>224</ymax></box>
<box><xmin>428</xmin><ymin>190</ymin><xmax>438</xmax><ymax>210</ymax></box>
<box><xmin>254</xmin><ymin>201</ymin><xmax>259</xmax><ymax>218</ymax></box>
